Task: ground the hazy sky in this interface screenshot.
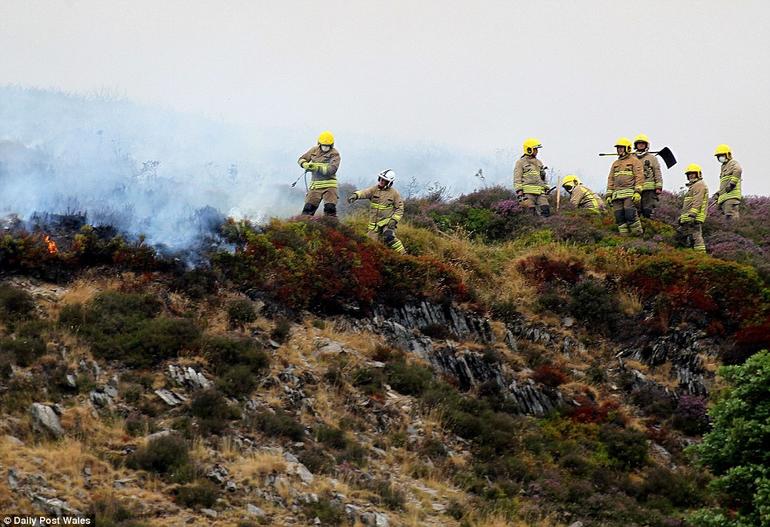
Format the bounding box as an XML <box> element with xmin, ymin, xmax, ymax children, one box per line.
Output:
<box><xmin>2</xmin><ymin>0</ymin><xmax>769</xmax><ymax>194</ymax></box>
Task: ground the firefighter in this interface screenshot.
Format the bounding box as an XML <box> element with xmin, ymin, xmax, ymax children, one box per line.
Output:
<box><xmin>712</xmin><ymin>144</ymin><xmax>742</xmax><ymax>220</ymax></box>
<box><xmin>633</xmin><ymin>134</ymin><xmax>663</xmax><ymax>218</ymax></box>
<box><xmin>561</xmin><ymin>175</ymin><xmax>605</xmax><ymax>212</ymax></box>
<box><xmin>347</xmin><ymin>169</ymin><xmax>405</xmax><ymax>253</ymax></box>
<box><xmin>514</xmin><ymin>138</ymin><xmax>550</xmax><ymax>217</ymax></box>
<box><xmin>297</xmin><ymin>131</ymin><xmax>341</xmax><ymax>217</ymax></box>
<box><xmin>678</xmin><ymin>163</ymin><xmax>708</xmax><ymax>253</ymax></box>
<box><xmin>605</xmin><ymin>137</ymin><xmax>644</xmax><ymax>235</ymax></box>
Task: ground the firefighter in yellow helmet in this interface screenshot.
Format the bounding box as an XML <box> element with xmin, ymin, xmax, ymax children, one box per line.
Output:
<box><xmin>712</xmin><ymin>144</ymin><xmax>742</xmax><ymax>220</ymax></box>
<box><xmin>677</xmin><ymin>163</ymin><xmax>709</xmax><ymax>253</ymax></box>
<box><xmin>605</xmin><ymin>137</ymin><xmax>645</xmax><ymax>235</ymax></box>
<box><xmin>297</xmin><ymin>131</ymin><xmax>341</xmax><ymax>217</ymax></box>
<box><xmin>633</xmin><ymin>134</ymin><xmax>663</xmax><ymax>218</ymax></box>
<box><xmin>513</xmin><ymin>138</ymin><xmax>550</xmax><ymax>217</ymax></box>
<box><xmin>347</xmin><ymin>169</ymin><xmax>406</xmax><ymax>253</ymax></box>
<box><xmin>561</xmin><ymin>175</ymin><xmax>605</xmax><ymax>213</ymax></box>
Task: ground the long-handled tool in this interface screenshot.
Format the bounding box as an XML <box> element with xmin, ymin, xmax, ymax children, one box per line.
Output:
<box><xmin>291</xmin><ymin>170</ymin><xmax>310</xmax><ymax>191</ymax></box>
<box><xmin>598</xmin><ymin>147</ymin><xmax>677</xmax><ymax>169</ymax></box>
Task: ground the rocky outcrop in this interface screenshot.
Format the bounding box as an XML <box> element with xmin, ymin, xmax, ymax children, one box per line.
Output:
<box><xmin>505</xmin><ymin>315</ymin><xmax>586</xmax><ymax>356</ymax></box>
<box><xmin>372</xmin><ymin>301</ymin><xmax>493</xmax><ymax>343</ymax></box>
<box><xmin>29</xmin><ymin>403</ymin><xmax>64</xmax><ymax>439</ymax></box>
<box><xmin>618</xmin><ymin>328</ymin><xmax>717</xmax><ymax>395</ymax></box>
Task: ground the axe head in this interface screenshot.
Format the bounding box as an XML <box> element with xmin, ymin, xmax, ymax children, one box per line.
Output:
<box><xmin>657</xmin><ymin>147</ymin><xmax>677</xmax><ymax>169</ymax></box>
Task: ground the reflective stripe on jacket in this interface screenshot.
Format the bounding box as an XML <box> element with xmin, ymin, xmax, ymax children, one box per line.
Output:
<box><xmin>354</xmin><ymin>185</ymin><xmax>405</xmax><ymax>230</ymax></box>
<box><xmin>570</xmin><ymin>185</ymin><xmax>603</xmax><ymax>212</ymax></box>
<box><xmin>607</xmin><ymin>154</ymin><xmax>644</xmax><ymax>201</ymax></box>
<box><xmin>513</xmin><ymin>155</ymin><xmax>547</xmax><ymax>195</ymax></box>
<box><xmin>717</xmin><ymin>158</ymin><xmax>742</xmax><ymax>205</ymax></box>
<box><xmin>297</xmin><ymin>145</ymin><xmax>341</xmax><ymax>190</ymax></box>
<box><xmin>636</xmin><ymin>152</ymin><xmax>663</xmax><ymax>191</ymax></box>
<box><xmin>681</xmin><ymin>179</ymin><xmax>709</xmax><ymax>223</ymax></box>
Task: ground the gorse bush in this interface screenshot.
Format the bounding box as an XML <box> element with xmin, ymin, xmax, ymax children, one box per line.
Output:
<box><xmin>126</xmin><ymin>434</ymin><xmax>192</xmax><ymax>481</ymax></box>
<box><xmin>174</xmin><ymin>480</ymin><xmax>220</xmax><ymax>509</ymax></box>
<box><xmin>59</xmin><ymin>291</ymin><xmax>200</xmax><ymax>368</ymax></box>
<box><xmin>250</xmin><ymin>410</ymin><xmax>305</xmax><ymax>441</ymax></box>
<box><xmin>226</xmin><ymin>298</ymin><xmax>257</xmax><ymax>328</ymax></box>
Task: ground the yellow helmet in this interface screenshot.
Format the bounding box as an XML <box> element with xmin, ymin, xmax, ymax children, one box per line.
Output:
<box><xmin>634</xmin><ymin>133</ymin><xmax>650</xmax><ymax>146</ymax></box>
<box><xmin>614</xmin><ymin>137</ymin><xmax>633</xmax><ymax>154</ymax></box>
<box><xmin>318</xmin><ymin>131</ymin><xmax>335</xmax><ymax>146</ymax></box>
<box><xmin>561</xmin><ymin>174</ymin><xmax>581</xmax><ymax>190</ymax></box>
<box><xmin>685</xmin><ymin>163</ymin><xmax>702</xmax><ymax>175</ymax></box>
<box><xmin>714</xmin><ymin>144</ymin><xmax>731</xmax><ymax>156</ymax></box>
<box><xmin>522</xmin><ymin>138</ymin><xmax>542</xmax><ymax>155</ymax></box>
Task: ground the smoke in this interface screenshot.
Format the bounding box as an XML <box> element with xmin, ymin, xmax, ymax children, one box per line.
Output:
<box><xmin>0</xmin><ymin>86</ymin><xmax>517</xmax><ymax>250</ymax></box>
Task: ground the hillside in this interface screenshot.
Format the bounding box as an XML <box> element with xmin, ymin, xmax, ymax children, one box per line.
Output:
<box><xmin>1</xmin><ymin>187</ymin><xmax>769</xmax><ymax>527</ymax></box>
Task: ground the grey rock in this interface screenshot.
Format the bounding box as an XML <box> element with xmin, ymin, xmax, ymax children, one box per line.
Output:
<box><xmin>168</xmin><ymin>364</ymin><xmax>212</xmax><ymax>390</ymax></box>
<box><xmin>154</xmin><ymin>389</ymin><xmax>184</xmax><ymax>406</ymax></box>
<box><xmin>291</xmin><ymin>462</ymin><xmax>314</xmax><ymax>484</ymax></box>
<box><xmin>562</xmin><ymin>317</ymin><xmax>575</xmax><ymax>328</ymax></box>
<box><xmin>145</xmin><ymin>430</ymin><xmax>172</xmax><ymax>442</ymax></box>
<box><xmin>29</xmin><ymin>403</ymin><xmax>64</xmax><ymax>438</ymax></box>
<box><xmin>568</xmin><ymin>522</ymin><xmax>584</xmax><ymax>527</ymax></box>
<box><xmin>89</xmin><ymin>389</ymin><xmax>112</xmax><ymax>408</ymax></box>
<box><xmin>200</xmin><ymin>508</ymin><xmax>218</xmax><ymax>518</ymax></box>
<box><xmin>65</xmin><ymin>374</ymin><xmax>78</xmax><ymax>388</ymax></box>
<box><xmin>283</xmin><ymin>452</ymin><xmax>299</xmax><ymax>464</ymax></box>
<box><xmin>4</xmin><ymin>435</ymin><xmax>24</xmax><ymax>447</ymax></box>
<box><xmin>207</xmin><ymin>464</ymin><xmax>229</xmax><ymax>485</ymax></box>
<box><xmin>246</xmin><ymin>504</ymin><xmax>266</xmax><ymax>517</ymax></box>
<box><xmin>8</xmin><ymin>468</ymin><xmax>19</xmax><ymax>490</ymax></box>
<box><xmin>269</xmin><ymin>339</ymin><xmax>281</xmax><ymax>349</ymax></box>
<box><xmin>315</xmin><ymin>339</ymin><xmax>344</xmax><ymax>355</ymax></box>
<box><xmin>113</xmin><ymin>478</ymin><xmax>134</xmax><ymax>488</ymax></box>
<box><xmin>226</xmin><ymin>480</ymin><xmax>237</xmax><ymax>492</ymax></box>
<box><xmin>32</xmin><ymin>496</ymin><xmax>82</xmax><ymax>517</ymax></box>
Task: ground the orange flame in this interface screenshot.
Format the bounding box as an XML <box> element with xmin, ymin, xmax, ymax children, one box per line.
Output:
<box><xmin>44</xmin><ymin>235</ymin><xmax>58</xmax><ymax>255</ymax></box>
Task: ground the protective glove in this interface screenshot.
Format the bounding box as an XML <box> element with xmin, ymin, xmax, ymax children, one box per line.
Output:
<box><xmin>301</xmin><ymin>161</ymin><xmax>311</xmax><ymax>170</ymax></box>
<box><xmin>655</xmin><ymin>188</ymin><xmax>662</xmax><ymax>195</ymax></box>
<box><xmin>347</xmin><ymin>194</ymin><xmax>358</xmax><ymax>204</ymax></box>
<box><xmin>387</xmin><ymin>219</ymin><xmax>398</xmax><ymax>230</ymax></box>
<box><xmin>632</xmin><ymin>192</ymin><xmax>642</xmax><ymax>205</ymax></box>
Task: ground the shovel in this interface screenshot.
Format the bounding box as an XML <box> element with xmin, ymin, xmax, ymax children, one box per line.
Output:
<box><xmin>598</xmin><ymin>147</ymin><xmax>677</xmax><ymax>169</ymax></box>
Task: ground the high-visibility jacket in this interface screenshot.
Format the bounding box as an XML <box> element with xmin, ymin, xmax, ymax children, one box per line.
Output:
<box><xmin>636</xmin><ymin>152</ymin><xmax>663</xmax><ymax>191</ymax></box>
<box><xmin>606</xmin><ymin>154</ymin><xmax>644</xmax><ymax>201</ymax></box>
<box><xmin>717</xmin><ymin>158</ymin><xmax>742</xmax><ymax>205</ymax></box>
<box><xmin>569</xmin><ymin>184</ymin><xmax>604</xmax><ymax>212</ymax></box>
<box><xmin>353</xmin><ymin>186</ymin><xmax>404</xmax><ymax>231</ymax></box>
<box><xmin>297</xmin><ymin>146</ymin><xmax>341</xmax><ymax>190</ymax></box>
<box><xmin>681</xmin><ymin>178</ymin><xmax>709</xmax><ymax>223</ymax></box>
<box><xmin>513</xmin><ymin>155</ymin><xmax>548</xmax><ymax>195</ymax></box>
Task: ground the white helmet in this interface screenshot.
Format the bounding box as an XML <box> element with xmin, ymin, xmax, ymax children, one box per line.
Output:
<box><xmin>378</xmin><ymin>169</ymin><xmax>395</xmax><ymax>188</ymax></box>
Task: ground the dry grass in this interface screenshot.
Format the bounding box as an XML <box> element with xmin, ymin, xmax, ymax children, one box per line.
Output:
<box><xmin>228</xmin><ymin>450</ymin><xmax>287</xmax><ymax>481</ymax></box>
<box><xmin>617</xmin><ymin>288</ymin><xmax>643</xmax><ymax>316</ymax></box>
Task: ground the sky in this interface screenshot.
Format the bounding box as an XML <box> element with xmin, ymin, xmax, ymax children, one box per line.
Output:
<box><xmin>1</xmin><ymin>0</ymin><xmax>769</xmax><ymax>196</ymax></box>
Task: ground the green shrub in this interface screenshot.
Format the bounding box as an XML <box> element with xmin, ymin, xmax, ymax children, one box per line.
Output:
<box><xmin>124</xmin><ymin>414</ymin><xmax>155</xmax><ymax>437</ymax></box>
<box><xmin>385</xmin><ymin>360</ymin><xmax>433</xmax><ymax>396</ymax></box>
<box><xmin>0</xmin><ymin>284</ymin><xmax>36</xmax><ymax>324</ymax></box>
<box><xmin>315</xmin><ymin>425</ymin><xmax>348</xmax><ymax>450</ymax></box>
<box><xmin>599</xmin><ymin>425</ymin><xmax>648</xmax><ymax>469</ymax></box>
<box><xmin>689</xmin><ymin>350</ymin><xmax>770</xmax><ymax>526</ymax></box>
<box><xmin>298</xmin><ymin>449</ymin><xmax>335</xmax><ymax>475</ymax></box>
<box><xmin>190</xmin><ymin>389</ymin><xmax>240</xmax><ymax>434</ymax></box>
<box><xmin>0</xmin><ymin>335</ymin><xmax>47</xmax><ymax>367</ymax></box>
<box><xmin>302</xmin><ymin>496</ymin><xmax>344</xmax><ymax>526</ymax></box>
<box><xmin>126</xmin><ymin>434</ymin><xmax>192</xmax><ymax>480</ymax></box>
<box><xmin>226</xmin><ymin>299</ymin><xmax>256</xmax><ymax>328</ymax></box>
<box><xmin>568</xmin><ymin>278</ymin><xmax>621</xmax><ymax>334</ymax></box>
<box><xmin>351</xmin><ymin>367</ymin><xmax>385</xmax><ymax>396</ymax></box>
<box><xmin>174</xmin><ymin>480</ymin><xmax>220</xmax><ymax>509</ymax></box>
<box><xmin>88</xmin><ymin>495</ymin><xmax>148</xmax><ymax>527</ymax></box>
<box><xmin>270</xmin><ymin>316</ymin><xmax>291</xmax><ymax>343</ymax></box>
<box><xmin>59</xmin><ymin>292</ymin><xmax>200</xmax><ymax>368</ymax></box>
<box><xmin>171</xmin><ymin>268</ymin><xmax>219</xmax><ymax>299</ymax></box>
<box><xmin>366</xmin><ymin>479</ymin><xmax>405</xmax><ymax>510</ymax></box>
<box><xmin>250</xmin><ymin>411</ymin><xmax>305</xmax><ymax>441</ymax></box>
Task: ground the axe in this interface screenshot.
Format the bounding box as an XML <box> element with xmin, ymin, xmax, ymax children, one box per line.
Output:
<box><xmin>598</xmin><ymin>147</ymin><xmax>677</xmax><ymax>169</ymax></box>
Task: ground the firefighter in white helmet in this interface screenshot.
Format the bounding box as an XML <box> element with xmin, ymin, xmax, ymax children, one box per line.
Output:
<box><xmin>348</xmin><ymin>170</ymin><xmax>406</xmax><ymax>253</ymax></box>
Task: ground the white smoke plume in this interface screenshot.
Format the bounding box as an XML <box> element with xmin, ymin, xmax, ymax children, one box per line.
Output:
<box><xmin>0</xmin><ymin>86</ymin><xmax>511</xmax><ymax>249</ymax></box>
